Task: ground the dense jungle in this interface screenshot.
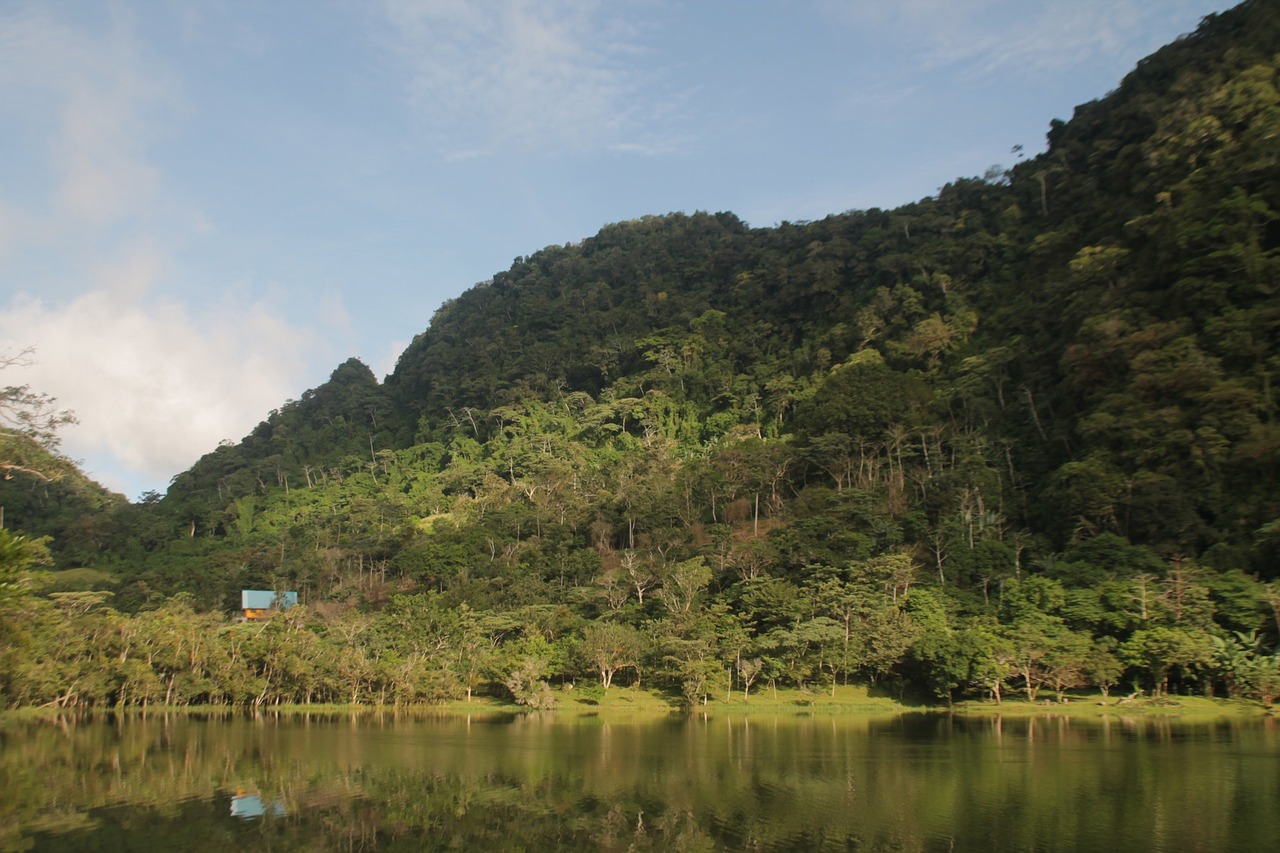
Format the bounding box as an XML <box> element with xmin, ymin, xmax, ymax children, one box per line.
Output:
<box><xmin>2</xmin><ymin>0</ymin><xmax>1279</xmax><ymax>712</ymax></box>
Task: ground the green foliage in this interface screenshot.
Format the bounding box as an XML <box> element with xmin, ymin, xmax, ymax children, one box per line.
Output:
<box><xmin>581</xmin><ymin>620</ymin><xmax>645</xmax><ymax>689</ymax></box>
<box><xmin>6</xmin><ymin>2</ymin><xmax>1280</xmax><ymax>709</ymax></box>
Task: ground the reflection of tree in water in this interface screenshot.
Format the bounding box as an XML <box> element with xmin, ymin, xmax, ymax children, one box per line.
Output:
<box><xmin>1</xmin><ymin>714</ymin><xmax>1277</xmax><ymax>851</ymax></box>
<box><xmin>0</xmin><ymin>715</ymin><xmax>658</xmax><ymax>851</ymax></box>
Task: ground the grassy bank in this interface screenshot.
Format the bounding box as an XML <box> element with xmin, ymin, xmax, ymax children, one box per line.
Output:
<box><xmin>553</xmin><ymin>683</ymin><xmax>921</xmax><ymax>717</ymax></box>
<box><xmin>950</xmin><ymin>693</ymin><xmax>1273</xmax><ymax>720</ymax></box>
<box><xmin>4</xmin><ymin>686</ymin><xmax>1272</xmax><ymax>723</ymax></box>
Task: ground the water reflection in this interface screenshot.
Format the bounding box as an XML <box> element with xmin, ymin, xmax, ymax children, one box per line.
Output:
<box><xmin>230</xmin><ymin>791</ymin><xmax>285</xmax><ymax>820</ymax></box>
<box><xmin>0</xmin><ymin>711</ymin><xmax>1276</xmax><ymax>851</ymax></box>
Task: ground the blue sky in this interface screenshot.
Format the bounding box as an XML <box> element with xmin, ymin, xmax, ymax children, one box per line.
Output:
<box><xmin>0</xmin><ymin>0</ymin><xmax>1231</xmax><ymax>500</ymax></box>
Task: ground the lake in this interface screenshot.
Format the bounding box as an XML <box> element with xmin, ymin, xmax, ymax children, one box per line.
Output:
<box><xmin>2</xmin><ymin>710</ymin><xmax>1277</xmax><ymax>851</ymax></box>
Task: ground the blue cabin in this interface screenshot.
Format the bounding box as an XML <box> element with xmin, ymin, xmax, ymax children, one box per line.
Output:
<box><xmin>240</xmin><ymin>589</ymin><xmax>298</xmax><ymax>620</ymax></box>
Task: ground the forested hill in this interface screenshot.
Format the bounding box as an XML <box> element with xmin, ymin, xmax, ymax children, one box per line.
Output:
<box><xmin>1</xmin><ymin>0</ymin><xmax>1278</xmax><ymax>708</ymax></box>
<box><xmin>191</xmin><ymin>0</ymin><xmax>1277</xmax><ymax>560</ymax></box>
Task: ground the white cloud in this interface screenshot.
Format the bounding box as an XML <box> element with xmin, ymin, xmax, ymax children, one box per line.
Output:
<box><xmin>377</xmin><ymin>0</ymin><xmax>676</xmax><ymax>156</ymax></box>
<box><xmin>0</xmin><ymin>4</ymin><xmax>324</xmax><ymax>498</ymax></box>
<box><xmin>1</xmin><ymin>285</ymin><xmax>316</xmax><ymax>497</ymax></box>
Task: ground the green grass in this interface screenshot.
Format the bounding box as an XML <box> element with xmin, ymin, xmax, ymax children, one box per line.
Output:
<box><xmin>545</xmin><ymin>682</ymin><xmax>923</xmax><ymax>718</ymax></box>
<box><xmin>4</xmin><ymin>687</ymin><xmax>1271</xmax><ymax>723</ymax></box>
<box><xmin>950</xmin><ymin>692</ymin><xmax>1273</xmax><ymax>719</ymax></box>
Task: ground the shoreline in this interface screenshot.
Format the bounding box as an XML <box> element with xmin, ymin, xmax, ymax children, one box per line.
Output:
<box><xmin>3</xmin><ymin>686</ymin><xmax>1272</xmax><ymax>724</ymax></box>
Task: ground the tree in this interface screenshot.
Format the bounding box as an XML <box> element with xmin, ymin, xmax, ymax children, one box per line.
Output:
<box><xmin>945</xmin><ymin>619</ymin><xmax>1013</xmax><ymax>704</ymax></box>
<box><xmin>856</xmin><ymin>607</ymin><xmax>919</xmax><ymax>684</ymax></box>
<box><xmin>1239</xmin><ymin>654</ymin><xmax>1280</xmax><ymax>706</ymax></box>
<box><xmin>500</xmin><ymin>635</ymin><xmax>560</xmax><ymax>709</ymax></box>
<box><xmin>1122</xmin><ymin>627</ymin><xmax>1214</xmax><ymax>697</ymax></box>
<box><xmin>1005</xmin><ymin>617</ymin><xmax>1062</xmax><ymax>703</ymax></box>
<box><xmin>1042</xmin><ymin>629</ymin><xmax>1093</xmax><ymax>702</ymax></box>
<box><xmin>657</xmin><ymin>557</ymin><xmax>711</xmax><ymax>615</ymax></box>
<box><xmin>0</xmin><ymin>529</ymin><xmax>52</xmax><ymax>656</ymax></box>
<box><xmin>1085</xmin><ymin>638</ymin><xmax>1124</xmax><ymax>700</ymax></box>
<box><xmin>0</xmin><ymin>348</ymin><xmax>77</xmax><ymax>485</ymax></box>
<box><xmin>737</xmin><ymin>656</ymin><xmax>763</xmax><ymax>700</ymax></box>
<box><xmin>581</xmin><ymin>621</ymin><xmax>644</xmax><ymax>689</ymax></box>
<box><xmin>453</xmin><ymin>606</ymin><xmax>513</xmax><ymax>702</ymax></box>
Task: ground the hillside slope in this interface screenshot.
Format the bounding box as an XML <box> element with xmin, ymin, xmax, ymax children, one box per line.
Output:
<box><xmin>6</xmin><ymin>0</ymin><xmax>1278</xmax><ymax>598</ymax></box>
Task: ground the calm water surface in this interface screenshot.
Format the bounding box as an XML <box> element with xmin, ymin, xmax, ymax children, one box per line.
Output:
<box><xmin>2</xmin><ymin>711</ymin><xmax>1277</xmax><ymax>851</ymax></box>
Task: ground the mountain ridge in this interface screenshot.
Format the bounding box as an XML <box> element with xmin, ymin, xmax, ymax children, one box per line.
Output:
<box><xmin>4</xmin><ymin>0</ymin><xmax>1277</xmax><ymax>597</ymax></box>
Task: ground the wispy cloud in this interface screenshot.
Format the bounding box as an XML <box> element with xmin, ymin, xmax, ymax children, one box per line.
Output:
<box><xmin>0</xmin><ymin>200</ymin><xmax>28</xmax><ymax>264</ymax></box>
<box><xmin>0</xmin><ymin>5</ymin><xmax>173</xmax><ymax>224</ymax></box>
<box><xmin>376</xmin><ymin>0</ymin><xmax>681</xmax><ymax>157</ymax></box>
<box><xmin>818</xmin><ymin>0</ymin><xmax>1210</xmax><ymax>76</ymax></box>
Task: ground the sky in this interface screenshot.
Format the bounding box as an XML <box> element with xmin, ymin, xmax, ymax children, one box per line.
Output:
<box><xmin>0</xmin><ymin>0</ymin><xmax>1234</xmax><ymax>501</ymax></box>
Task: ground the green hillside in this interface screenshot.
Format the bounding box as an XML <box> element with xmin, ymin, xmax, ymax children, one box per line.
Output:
<box><xmin>2</xmin><ymin>0</ymin><xmax>1278</xmax><ymax>711</ymax></box>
